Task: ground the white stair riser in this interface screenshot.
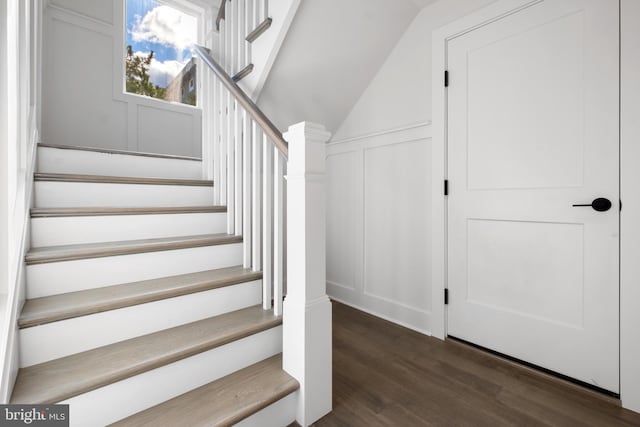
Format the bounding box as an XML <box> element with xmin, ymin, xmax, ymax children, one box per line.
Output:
<box><xmin>32</xmin><ymin>213</ymin><xmax>227</xmax><ymax>246</ymax></box>
<box><xmin>26</xmin><ymin>243</ymin><xmax>243</xmax><ymax>298</ymax></box>
<box><xmin>235</xmin><ymin>393</ymin><xmax>298</xmax><ymax>427</ymax></box>
<box><xmin>20</xmin><ymin>280</ymin><xmax>262</xmax><ymax>367</ymax></box>
<box><xmin>37</xmin><ymin>146</ymin><xmax>203</xmax><ymax>180</ymax></box>
<box><xmin>34</xmin><ymin>181</ymin><xmax>214</xmax><ymax>208</ymax></box>
<box><xmin>61</xmin><ymin>327</ymin><xmax>283</xmax><ymax>427</ymax></box>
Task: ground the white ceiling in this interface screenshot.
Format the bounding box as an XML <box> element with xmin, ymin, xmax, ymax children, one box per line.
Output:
<box><xmin>257</xmin><ymin>0</ymin><xmax>423</xmax><ymax>133</ymax></box>
<box><xmin>407</xmin><ymin>0</ymin><xmax>439</xmax><ymax>9</ymax></box>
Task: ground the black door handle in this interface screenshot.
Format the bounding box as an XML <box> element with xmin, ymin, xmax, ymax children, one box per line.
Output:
<box><xmin>572</xmin><ymin>198</ymin><xmax>612</xmax><ymax>212</ymax></box>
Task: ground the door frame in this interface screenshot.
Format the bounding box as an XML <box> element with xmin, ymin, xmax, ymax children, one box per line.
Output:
<box><xmin>430</xmin><ymin>0</ymin><xmax>640</xmax><ymax>412</ymax></box>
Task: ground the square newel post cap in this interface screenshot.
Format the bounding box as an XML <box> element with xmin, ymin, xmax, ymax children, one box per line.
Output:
<box><xmin>284</xmin><ymin>122</ymin><xmax>332</xmax><ymax>144</ymax></box>
<box><xmin>284</xmin><ymin>122</ymin><xmax>332</xmax><ymax>175</ymax></box>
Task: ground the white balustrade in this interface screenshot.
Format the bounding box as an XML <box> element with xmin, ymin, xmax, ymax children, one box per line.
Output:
<box><xmin>199</xmin><ymin>4</ymin><xmax>333</xmax><ymax>423</ymax></box>
<box><xmin>210</xmin><ymin>0</ymin><xmax>292</xmax><ymax>314</ymax></box>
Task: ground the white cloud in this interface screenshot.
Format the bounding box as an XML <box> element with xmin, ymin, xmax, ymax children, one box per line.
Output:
<box><xmin>132</xmin><ymin>50</ymin><xmax>187</xmax><ymax>87</ymax></box>
<box><xmin>131</xmin><ymin>5</ymin><xmax>197</xmax><ymax>51</ymax></box>
<box><xmin>149</xmin><ymin>57</ymin><xmax>187</xmax><ymax>88</ymax></box>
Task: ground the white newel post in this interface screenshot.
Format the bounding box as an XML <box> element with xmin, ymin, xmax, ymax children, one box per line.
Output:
<box><xmin>283</xmin><ymin>122</ymin><xmax>332</xmax><ymax>426</ymax></box>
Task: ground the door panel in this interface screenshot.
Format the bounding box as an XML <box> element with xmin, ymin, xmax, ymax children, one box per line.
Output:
<box><xmin>447</xmin><ymin>0</ymin><xmax>619</xmax><ymax>392</ymax></box>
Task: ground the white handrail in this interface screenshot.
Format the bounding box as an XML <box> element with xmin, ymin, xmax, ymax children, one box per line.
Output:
<box><xmin>193</xmin><ymin>45</ymin><xmax>288</xmax><ymax>158</ymax></box>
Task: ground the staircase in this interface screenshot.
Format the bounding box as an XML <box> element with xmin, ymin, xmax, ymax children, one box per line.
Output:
<box><xmin>10</xmin><ymin>144</ymin><xmax>299</xmax><ymax>426</ymax></box>
<box><xmin>3</xmin><ymin>0</ymin><xmax>332</xmax><ymax>425</ymax></box>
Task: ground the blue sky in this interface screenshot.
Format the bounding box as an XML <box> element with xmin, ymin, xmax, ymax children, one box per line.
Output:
<box><xmin>125</xmin><ymin>0</ymin><xmax>197</xmax><ymax>87</ymax></box>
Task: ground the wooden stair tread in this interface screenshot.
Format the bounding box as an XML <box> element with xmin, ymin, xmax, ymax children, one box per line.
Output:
<box><xmin>38</xmin><ymin>143</ymin><xmax>202</xmax><ymax>162</ymax></box>
<box><xmin>31</xmin><ymin>206</ymin><xmax>227</xmax><ymax>218</ymax></box>
<box><xmin>10</xmin><ymin>306</ymin><xmax>281</xmax><ymax>404</ymax></box>
<box><xmin>19</xmin><ymin>266</ymin><xmax>262</xmax><ymax>328</ymax></box>
<box><xmin>25</xmin><ymin>233</ymin><xmax>242</xmax><ymax>265</ymax></box>
<box><xmin>111</xmin><ymin>354</ymin><xmax>298</xmax><ymax>427</ymax></box>
<box><xmin>34</xmin><ymin>173</ymin><xmax>213</xmax><ymax>187</ymax></box>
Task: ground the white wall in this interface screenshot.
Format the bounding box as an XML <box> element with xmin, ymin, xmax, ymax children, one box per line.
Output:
<box><xmin>41</xmin><ymin>0</ymin><xmax>203</xmax><ymax>158</ymax></box>
<box><xmin>328</xmin><ymin>0</ymin><xmax>640</xmax><ymax>412</ymax></box>
<box><xmin>332</xmin><ymin>0</ymin><xmax>496</xmax><ymax>141</ymax></box>
<box><xmin>0</xmin><ymin>0</ymin><xmax>9</xmax><ymax>303</ymax></box>
<box><xmin>257</xmin><ymin>0</ymin><xmax>425</xmax><ymax>133</ymax></box>
<box><xmin>620</xmin><ymin>0</ymin><xmax>640</xmax><ymax>414</ymax></box>
<box><xmin>327</xmin><ymin>124</ymin><xmax>433</xmax><ymax>333</ymax></box>
<box><xmin>0</xmin><ymin>0</ymin><xmax>42</xmax><ymax>402</ymax></box>
<box><xmin>326</xmin><ymin>0</ymin><xmax>495</xmax><ymax>334</ymax></box>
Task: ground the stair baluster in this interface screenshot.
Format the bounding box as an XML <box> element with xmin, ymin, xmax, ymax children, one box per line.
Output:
<box><xmin>242</xmin><ymin>108</ymin><xmax>252</xmax><ymax>268</ymax></box>
<box><xmin>262</xmin><ymin>132</ymin><xmax>273</xmax><ymax>310</ymax></box>
<box><xmin>252</xmin><ymin>122</ymin><xmax>262</xmax><ymax>273</ymax></box>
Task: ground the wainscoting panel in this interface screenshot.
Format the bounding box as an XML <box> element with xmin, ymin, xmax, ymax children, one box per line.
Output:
<box><xmin>327</xmin><ymin>151</ymin><xmax>359</xmax><ymax>291</ymax></box>
<box><xmin>326</xmin><ymin>123</ymin><xmax>433</xmax><ymax>334</ymax></box>
<box><xmin>41</xmin><ymin>1</ymin><xmax>203</xmax><ymax>157</ymax></box>
<box><xmin>137</xmin><ymin>105</ymin><xmax>198</xmax><ymax>157</ymax></box>
<box><xmin>50</xmin><ymin>0</ymin><xmax>113</xmax><ymax>24</ymax></box>
<box><xmin>42</xmin><ymin>14</ymin><xmax>129</xmax><ymax>151</ymax></box>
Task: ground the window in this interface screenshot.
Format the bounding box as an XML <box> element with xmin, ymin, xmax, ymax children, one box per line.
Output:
<box><xmin>125</xmin><ymin>0</ymin><xmax>198</xmax><ymax>106</ymax></box>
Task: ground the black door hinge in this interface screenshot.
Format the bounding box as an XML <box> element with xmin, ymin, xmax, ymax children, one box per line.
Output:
<box><xmin>444</xmin><ymin>289</ymin><xmax>449</xmax><ymax>305</ymax></box>
<box><xmin>444</xmin><ymin>70</ymin><xmax>449</xmax><ymax>87</ymax></box>
<box><xmin>444</xmin><ymin>179</ymin><xmax>449</xmax><ymax>196</ymax></box>
<box><xmin>620</xmin><ymin>200</ymin><xmax>623</xmax><ymax>211</ymax></box>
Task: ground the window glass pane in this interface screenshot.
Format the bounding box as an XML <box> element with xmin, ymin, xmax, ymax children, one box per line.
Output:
<box><xmin>125</xmin><ymin>0</ymin><xmax>197</xmax><ymax>106</ymax></box>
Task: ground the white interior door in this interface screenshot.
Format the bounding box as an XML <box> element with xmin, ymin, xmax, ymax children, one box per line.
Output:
<box><xmin>446</xmin><ymin>0</ymin><xmax>619</xmax><ymax>392</ymax></box>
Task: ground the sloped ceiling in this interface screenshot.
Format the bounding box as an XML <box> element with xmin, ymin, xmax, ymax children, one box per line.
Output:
<box><xmin>257</xmin><ymin>0</ymin><xmax>431</xmax><ymax>134</ymax></box>
<box><xmin>407</xmin><ymin>0</ymin><xmax>440</xmax><ymax>9</ymax></box>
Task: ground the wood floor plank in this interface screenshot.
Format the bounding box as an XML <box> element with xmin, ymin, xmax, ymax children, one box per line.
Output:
<box><xmin>34</xmin><ymin>173</ymin><xmax>213</xmax><ymax>187</ymax></box>
<box><xmin>11</xmin><ymin>306</ymin><xmax>281</xmax><ymax>404</ymax></box>
<box><xmin>312</xmin><ymin>302</ymin><xmax>640</xmax><ymax>427</ymax></box>
<box><xmin>25</xmin><ymin>233</ymin><xmax>242</xmax><ymax>265</ymax></box>
<box><xmin>19</xmin><ymin>266</ymin><xmax>262</xmax><ymax>328</ymax></box>
<box><xmin>30</xmin><ymin>206</ymin><xmax>227</xmax><ymax>218</ymax></box>
<box><xmin>111</xmin><ymin>355</ymin><xmax>298</xmax><ymax>427</ymax></box>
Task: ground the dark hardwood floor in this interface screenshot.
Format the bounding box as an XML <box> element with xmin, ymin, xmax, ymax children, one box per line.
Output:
<box><xmin>311</xmin><ymin>302</ymin><xmax>640</xmax><ymax>427</ymax></box>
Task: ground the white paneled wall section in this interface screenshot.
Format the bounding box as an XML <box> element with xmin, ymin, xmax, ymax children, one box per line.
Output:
<box><xmin>1</xmin><ymin>0</ymin><xmax>42</xmax><ymax>402</ymax></box>
<box><xmin>41</xmin><ymin>0</ymin><xmax>204</xmax><ymax>158</ymax></box>
<box><xmin>326</xmin><ymin>123</ymin><xmax>433</xmax><ymax>334</ymax></box>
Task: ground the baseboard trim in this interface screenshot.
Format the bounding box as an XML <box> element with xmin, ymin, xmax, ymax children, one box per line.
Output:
<box><xmin>328</xmin><ymin>296</ymin><xmax>431</xmax><ymax>337</ymax></box>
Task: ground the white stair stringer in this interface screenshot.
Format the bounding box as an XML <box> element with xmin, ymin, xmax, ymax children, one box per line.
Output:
<box><xmin>32</xmin><ymin>212</ymin><xmax>227</xmax><ymax>246</ymax></box>
<box><xmin>61</xmin><ymin>326</ymin><xmax>282</xmax><ymax>427</ymax></box>
<box><xmin>26</xmin><ymin>243</ymin><xmax>243</xmax><ymax>298</ymax></box>
<box><xmin>37</xmin><ymin>145</ymin><xmax>203</xmax><ymax>180</ymax></box>
<box><xmin>35</xmin><ymin>181</ymin><xmax>214</xmax><ymax>208</ymax></box>
<box><xmin>20</xmin><ymin>280</ymin><xmax>262</xmax><ymax>367</ymax></box>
